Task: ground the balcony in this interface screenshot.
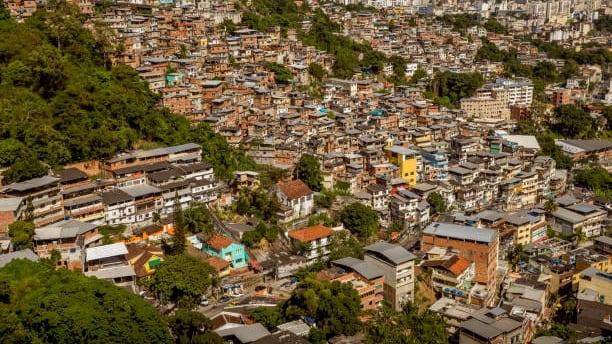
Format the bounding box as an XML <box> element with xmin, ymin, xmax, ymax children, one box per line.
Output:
<box><xmin>69</xmin><ymin>204</ymin><xmax>105</xmax><ymax>218</ymax></box>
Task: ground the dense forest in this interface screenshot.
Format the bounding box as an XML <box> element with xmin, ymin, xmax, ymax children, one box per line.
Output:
<box><xmin>0</xmin><ymin>259</ymin><xmax>172</xmax><ymax>343</ymax></box>
<box><xmin>0</xmin><ymin>3</ymin><xmax>254</xmax><ymax>182</ymax></box>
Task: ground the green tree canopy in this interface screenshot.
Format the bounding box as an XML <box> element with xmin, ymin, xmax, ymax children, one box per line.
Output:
<box><xmin>432</xmin><ymin>71</ymin><xmax>483</xmax><ymax>107</ymax></box>
<box><xmin>410</xmin><ymin>68</ymin><xmax>429</xmax><ymax>84</ymax></box>
<box><xmin>314</xmin><ymin>189</ymin><xmax>337</xmax><ymax>209</ymax></box>
<box><xmin>535</xmin><ymin>323</ymin><xmax>577</xmax><ymax>343</ymax></box>
<box><xmin>167</xmin><ymin>308</ymin><xmax>220</xmax><ymax>344</ymax></box>
<box><xmin>0</xmin><ymin>6</ymin><xmax>255</xmax><ymax>181</ymax></box>
<box><xmin>235</xmin><ymin>187</ymin><xmax>280</xmax><ymax>220</ymax></box>
<box><xmin>328</xmin><ymin>231</ymin><xmax>364</xmax><ymax>261</ymax></box>
<box><xmin>241</xmin><ymin>222</ymin><xmax>279</xmax><ymax>247</ymax></box>
<box><xmin>148</xmin><ymin>254</ymin><xmax>216</xmax><ymax>304</ymax></box>
<box><xmin>7</xmin><ymin>220</ymin><xmax>35</xmax><ymax>250</ymax></box>
<box><xmin>0</xmin><ymin>259</ymin><xmax>172</xmax><ymax>343</ymax></box>
<box><xmin>283</xmin><ymin>277</ymin><xmax>362</xmax><ymax>340</ymax></box>
<box><xmin>427</xmin><ymin>192</ymin><xmax>446</xmax><ymax>216</ymax></box>
<box><xmin>475</xmin><ymin>42</ymin><xmax>505</xmax><ymax>62</ymax></box>
<box><xmin>552</xmin><ymin>105</ymin><xmax>593</xmax><ymax>139</ymax></box>
<box><xmin>365</xmin><ymin>302</ymin><xmax>448</xmax><ymax>344</ymax></box>
<box><xmin>308</xmin><ymin>62</ymin><xmax>326</xmax><ymax>82</ymax></box>
<box><xmin>339</xmin><ymin>203</ymin><xmax>379</xmax><ymax>238</ymax></box>
<box><xmin>536</xmin><ymin>133</ymin><xmax>574</xmax><ymax>170</ymax></box>
<box><xmin>483</xmin><ymin>18</ymin><xmax>507</xmax><ymax>34</ymax></box>
<box><xmin>183</xmin><ymin>203</ymin><xmax>215</xmax><ymax>240</ymax></box>
<box><xmin>264</xmin><ymin>62</ymin><xmax>293</xmax><ymax>84</ymax></box>
<box><xmin>532</xmin><ymin>61</ymin><xmax>559</xmax><ymax>85</ymax></box>
<box><xmin>574</xmin><ymin>167</ymin><xmax>612</xmax><ymax>192</ymax></box>
<box><xmin>250</xmin><ymin>306</ymin><xmax>286</xmax><ymax>331</ymax></box>
<box><xmin>296</xmin><ymin>154</ymin><xmax>323</xmax><ymax>192</ymax></box>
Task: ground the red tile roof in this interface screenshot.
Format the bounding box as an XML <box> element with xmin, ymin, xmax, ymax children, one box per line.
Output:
<box><xmin>276</xmin><ymin>179</ymin><xmax>313</xmax><ymax>200</ymax></box>
<box><xmin>288</xmin><ymin>224</ymin><xmax>334</xmax><ymax>242</ymax></box>
<box><xmin>207</xmin><ymin>235</ymin><xmax>235</xmax><ymax>250</ymax></box>
<box><xmin>446</xmin><ymin>255</ymin><xmax>472</xmax><ymax>276</ymax></box>
<box><xmin>206</xmin><ymin>256</ymin><xmax>230</xmax><ymax>271</ymax></box>
<box><xmin>421</xmin><ymin>254</ymin><xmax>472</xmax><ymax>277</ymax></box>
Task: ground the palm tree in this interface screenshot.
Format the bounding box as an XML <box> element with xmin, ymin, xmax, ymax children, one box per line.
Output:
<box><xmin>544</xmin><ymin>196</ymin><xmax>558</xmax><ymax>226</ymax></box>
<box><xmin>544</xmin><ymin>196</ymin><xmax>558</xmax><ymax>214</ymax></box>
<box><xmin>573</xmin><ymin>226</ymin><xmax>586</xmax><ymax>247</ymax></box>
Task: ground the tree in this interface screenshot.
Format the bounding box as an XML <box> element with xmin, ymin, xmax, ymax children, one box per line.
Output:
<box><xmin>0</xmin><ymin>259</ymin><xmax>172</xmax><ymax>343</ymax></box>
<box><xmin>264</xmin><ymin>62</ymin><xmax>293</xmax><ymax>84</ymax></box>
<box><xmin>593</xmin><ymin>14</ymin><xmax>612</xmax><ymax>34</ymax></box>
<box><xmin>475</xmin><ymin>42</ymin><xmax>505</xmax><ymax>62</ymax></box>
<box><xmin>339</xmin><ymin>203</ymin><xmax>378</xmax><ymax>238</ymax></box>
<box><xmin>328</xmin><ymin>231</ymin><xmax>364</xmax><ymax>261</ymax></box>
<box><xmin>432</xmin><ymin>71</ymin><xmax>483</xmax><ymax>107</ymax></box>
<box><xmin>427</xmin><ymin>192</ymin><xmax>446</xmax><ymax>216</ymax></box>
<box><xmin>533</xmin><ymin>61</ymin><xmax>559</xmax><ymax>85</ymax></box>
<box><xmin>364</xmin><ymin>302</ymin><xmax>449</xmax><ymax>344</ymax></box>
<box><xmin>7</xmin><ymin>220</ymin><xmax>35</xmax><ymax>250</ymax></box>
<box><xmin>508</xmin><ymin>244</ymin><xmax>527</xmax><ymax>271</ymax></box>
<box><xmin>241</xmin><ymin>222</ymin><xmax>279</xmax><ymax>248</ymax></box>
<box><xmin>296</xmin><ymin>154</ymin><xmax>323</xmax><ymax>192</ymax></box>
<box><xmin>308</xmin><ymin>212</ymin><xmax>338</xmax><ymax>227</ymax></box>
<box><xmin>283</xmin><ymin>277</ymin><xmax>362</xmax><ymax>339</ymax></box>
<box><xmin>192</xmin><ymin>333</ymin><xmax>223</xmax><ymax>344</ymax></box>
<box><xmin>183</xmin><ymin>203</ymin><xmax>215</xmax><ymax>240</ymax></box>
<box><xmin>483</xmin><ymin>18</ymin><xmax>507</xmax><ymax>34</ymax></box>
<box><xmin>514</xmin><ymin>119</ymin><xmax>538</xmax><ymax>135</ymax></box>
<box><xmin>24</xmin><ymin>195</ymin><xmax>34</xmax><ymax>222</ymax></box>
<box><xmin>572</xmin><ymin>227</ymin><xmax>586</xmax><ymax>246</ymax></box>
<box><xmin>0</xmin><ymin>6</ymin><xmax>256</xmax><ymax>180</ymax></box>
<box><xmin>308</xmin><ymin>62</ymin><xmax>325</xmax><ymax>82</ymax></box>
<box><xmin>544</xmin><ymin>197</ymin><xmax>558</xmax><ymax>216</ymax></box>
<box><xmin>552</xmin><ymin>105</ymin><xmax>593</xmax><ymax>139</ymax></box>
<box><xmin>2</xmin><ymin>156</ymin><xmax>47</xmax><ymax>184</ymax></box>
<box><xmin>172</xmin><ymin>193</ymin><xmax>186</xmax><ymax>254</ymax></box>
<box><xmin>536</xmin><ymin>134</ymin><xmax>574</xmax><ymax>170</ymax></box>
<box><xmin>217</xmin><ymin>18</ymin><xmax>237</xmax><ymax>35</ymax></box>
<box><xmin>0</xmin><ymin>138</ymin><xmax>28</xmax><ymax>167</ymax></box>
<box><xmin>388</xmin><ymin>54</ymin><xmax>407</xmax><ymax>84</ymax></box>
<box><xmin>148</xmin><ymin>254</ymin><xmax>216</xmax><ymax>304</ymax></box>
<box><xmin>314</xmin><ymin>189</ymin><xmax>336</xmax><ymax>209</ymax></box>
<box><xmin>574</xmin><ymin>167</ymin><xmax>612</xmax><ymax>192</ymax></box>
<box><xmin>410</xmin><ymin>68</ymin><xmax>428</xmax><ymax>84</ymax></box>
<box><xmin>167</xmin><ymin>309</ymin><xmax>213</xmax><ymax>344</ymax></box>
<box><xmin>250</xmin><ymin>306</ymin><xmax>286</xmax><ymax>331</ymax></box>
<box><xmin>536</xmin><ymin>323</ymin><xmax>577</xmax><ymax>343</ymax></box>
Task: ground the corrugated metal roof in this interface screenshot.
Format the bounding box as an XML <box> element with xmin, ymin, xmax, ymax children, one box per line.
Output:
<box><xmin>423</xmin><ymin>223</ymin><xmax>497</xmax><ymax>244</ymax></box>
<box><xmin>365</xmin><ymin>242</ymin><xmax>416</xmax><ymax>265</ymax></box>
<box><xmin>86</xmin><ymin>243</ymin><xmax>128</xmax><ymax>261</ymax></box>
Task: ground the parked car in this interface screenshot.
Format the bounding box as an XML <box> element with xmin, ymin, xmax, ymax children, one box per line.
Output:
<box><xmin>217</xmin><ymin>295</ymin><xmax>231</xmax><ymax>304</ymax></box>
<box><xmin>199</xmin><ymin>296</ymin><xmax>209</xmax><ymax>306</ymax></box>
<box><xmin>231</xmin><ymin>292</ymin><xmax>244</xmax><ymax>298</ymax></box>
<box><xmin>229</xmin><ymin>301</ymin><xmax>239</xmax><ymax>306</ymax></box>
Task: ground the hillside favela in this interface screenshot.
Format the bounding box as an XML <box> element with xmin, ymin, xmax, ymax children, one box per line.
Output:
<box><xmin>0</xmin><ymin>0</ymin><xmax>611</xmax><ymax>342</ymax></box>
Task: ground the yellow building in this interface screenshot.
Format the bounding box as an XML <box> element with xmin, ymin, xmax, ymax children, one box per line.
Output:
<box><xmin>385</xmin><ymin>145</ymin><xmax>418</xmax><ymax>186</ymax></box>
<box><xmin>577</xmin><ymin>267</ymin><xmax>612</xmax><ymax>305</ymax></box>
<box><xmin>505</xmin><ymin>215</ymin><xmax>531</xmax><ymax>246</ymax></box>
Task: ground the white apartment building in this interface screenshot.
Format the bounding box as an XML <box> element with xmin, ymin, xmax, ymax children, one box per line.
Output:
<box><xmin>101</xmin><ymin>190</ymin><xmax>136</xmax><ymax>225</ymax></box>
<box><xmin>365</xmin><ymin>242</ymin><xmax>416</xmax><ymax>311</ymax></box>
<box><xmin>490</xmin><ymin>77</ymin><xmax>534</xmax><ymax>105</ymax></box>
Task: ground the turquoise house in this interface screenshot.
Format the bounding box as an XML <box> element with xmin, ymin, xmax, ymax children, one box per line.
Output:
<box><xmin>202</xmin><ymin>235</ymin><xmax>249</xmax><ymax>269</ymax></box>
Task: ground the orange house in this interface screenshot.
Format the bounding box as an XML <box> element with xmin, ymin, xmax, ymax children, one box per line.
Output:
<box><xmin>126</xmin><ymin>222</ymin><xmax>175</xmax><ymax>245</ymax></box>
<box><xmin>317</xmin><ymin>257</ymin><xmax>384</xmax><ymax>311</ymax></box>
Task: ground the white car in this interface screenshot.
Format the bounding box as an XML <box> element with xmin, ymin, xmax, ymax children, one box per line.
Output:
<box><xmin>231</xmin><ymin>292</ymin><xmax>244</xmax><ymax>298</ymax></box>
<box><xmin>199</xmin><ymin>296</ymin><xmax>209</xmax><ymax>306</ymax></box>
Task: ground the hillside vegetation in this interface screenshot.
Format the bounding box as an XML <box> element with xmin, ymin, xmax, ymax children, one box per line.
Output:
<box><xmin>0</xmin><ymin>3</ymin><xmax>254</xmax><ymax>182</ymax></box>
